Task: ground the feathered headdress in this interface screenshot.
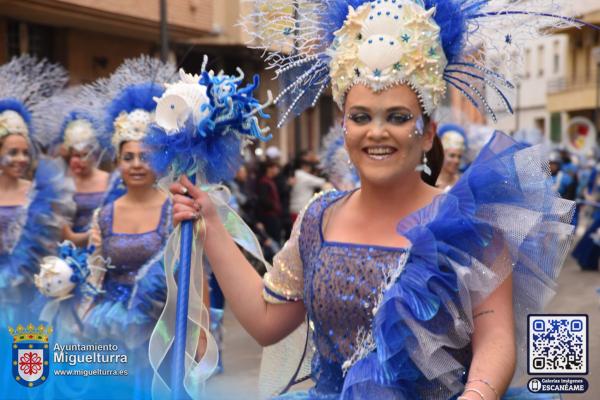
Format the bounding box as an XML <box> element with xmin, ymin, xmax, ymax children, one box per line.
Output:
<box><xmin>35</xmin><ymin>86</ymin><xmax>109</xmax><ymax>156</ymax></box>
<box><xmin>82</xmin><ymin>55</ymin><xmax>176</xmax><ymax>153</ymax></box>
<box><xmin>244</xmin><ymin>0</ymin><xmax>598</xmax><ymax>126</ymax></box>
<box><xmin>0</xmin><ymin>55</ymin><xmax>68</xmax><ymax>149</ymax></box>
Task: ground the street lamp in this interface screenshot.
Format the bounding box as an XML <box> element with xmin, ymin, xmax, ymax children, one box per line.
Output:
<box><xmin>160</xmin><ymin>0</ymin><xmax>169</xmax><ymax>63</ymax></box>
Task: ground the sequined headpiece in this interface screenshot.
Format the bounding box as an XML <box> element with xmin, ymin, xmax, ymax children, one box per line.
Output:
<box><xmin>244</xmin><ymin>0</ymin><xmax>596</xmax><ymax>127</ymax></box>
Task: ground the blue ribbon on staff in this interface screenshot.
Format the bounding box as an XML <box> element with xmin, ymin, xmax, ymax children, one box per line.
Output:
<box><xmin>145</xmin><ymin>57</ymin><xmax>271</xmax><ymax>399</ymax></box>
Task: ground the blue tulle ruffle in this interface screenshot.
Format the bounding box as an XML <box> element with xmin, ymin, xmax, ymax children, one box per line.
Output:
<box><xmin>84</xmin><ymin>257</ymin><xmax>167</xmax><ymax>349</ymax></box>
<box><xmin>341</xmin><ymin>132</ymin><xmax>575</xmax><ymax>399</ymax></box>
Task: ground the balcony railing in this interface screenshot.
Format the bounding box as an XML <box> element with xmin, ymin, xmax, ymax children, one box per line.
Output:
<box><xmin>547</xmin><ymin>77</ymin><xmax>596</xmax><ymax>95</ymax></box>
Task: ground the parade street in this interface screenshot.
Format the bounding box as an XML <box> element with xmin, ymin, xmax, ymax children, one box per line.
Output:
<box><xmin>207</xmin><ymin>253</ymin><xmax>600</xmax><ymax>400</ymax></box>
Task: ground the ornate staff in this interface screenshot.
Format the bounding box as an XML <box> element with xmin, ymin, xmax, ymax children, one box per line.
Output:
<box><xmin>145</xmin><ymin>56</ymin><xmax>272</xmax><ymax>399</ymax></box>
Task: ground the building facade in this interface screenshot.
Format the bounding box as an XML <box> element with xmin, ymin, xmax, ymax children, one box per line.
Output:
<box><xmin>547</xmin><ymin>9</ymin><xmax>600</xmax><ymax>149</ymax></box>
<box><xmin>0</xmin><ymin>0</ymin><xmax>337</xmax><ymax>164</ymax></box>
<box><xmin>491</xmin><ymin>0</ymin><xmax>600</xmax><ymax>145</ymax></box>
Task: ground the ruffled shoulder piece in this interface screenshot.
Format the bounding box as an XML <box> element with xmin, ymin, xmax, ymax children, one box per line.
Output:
<box><xmin>342</xmin><ymin>132</ymin><xmax>575</xmax><ymax>399</ymax></box>
<box><xmin>1</xmin><ymin>158</ymin><xmax>75</xmax><ymax>280</ymax></box>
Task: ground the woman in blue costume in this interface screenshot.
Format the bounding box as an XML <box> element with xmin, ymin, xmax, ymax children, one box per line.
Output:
<box><xmin>39</xmin><ymin>86</ymin><xmax>115</xmax><ymax>247</ymax></box>
<box><xmin>0</xmin><ymin>55</ymin><xmax>75</xmax><ymax>395</ymax></box>
<box><xmin>0</xmin><ymin>54</ymin><xmax>74</xmax><ymax>326</ymax></box>
<box><xmin>436</xmin><ymin>124</ymin><xmax>468</xmax><ymax>192</ymax></box>
<box><xmin>77</xmin><ymin>56</ymin><xmax>176</xmax><ymax>398</ymax></box>
<box><xmin>169</xmin><ymin>1</ymin><xmax>593</xmax><ymax>399</ymax></box>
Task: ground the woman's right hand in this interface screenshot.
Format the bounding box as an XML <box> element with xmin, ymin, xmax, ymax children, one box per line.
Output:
<box><xmin>169</xmin><ymin>175</ymin><xmax>218</xmax><ymax>227</ymax></box>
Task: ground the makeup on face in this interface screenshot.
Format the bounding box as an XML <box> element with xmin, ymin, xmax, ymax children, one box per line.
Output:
<box><xmin>346</xmin><ymin>106</ymin><xmax>414</xmax><ymax>129</ymax></box>
<box><xmin>118</xmin><ymin>141</ymin><xmax>156</xmax><ymax>187</ymax></box>
<box><xmin>120</xmin><ymin>151</ymin><xmax>150</xmax><ymax>165</ymax></box>
<box><xmin>0</xmin><ymin>134</ymin><xmax>30</xmax><ymax>178</ymax></box>
<box><xmin>341</xmin><ymin>84</ymin><xmax>432</xmax><ymax>185</ymax></box>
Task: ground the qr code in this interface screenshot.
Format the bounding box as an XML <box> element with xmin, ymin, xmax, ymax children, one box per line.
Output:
<box><xmin>528</xmin><ymin>315</ymin><xmax>588</xmax><ymax>375</ymax></box>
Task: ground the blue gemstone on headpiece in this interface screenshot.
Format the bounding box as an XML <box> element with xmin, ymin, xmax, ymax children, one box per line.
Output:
<box><xmin>377</xmin><ymin>11</ymin><xmax>382</xmax><ymax>16</ymax></box>
<box><xmin>386</xmin><ymin>11</ymin><xmax>391</xmax><ymax>16</ymax></box>
<box><xmin>505</xmin><ymin>34</ymin><xmax>513</xmax><ymax>44</ymax></box>
<box><xmin>283</xmin><ymin>27</ymin><xmax>292</xmax><ymax>36</ymax></box>
<box><xmin>368</xmin><ymin>39</ymin><xmax>373</xmax><ymax>44</ymax></box>
<box><xmin>395</xmin><ymin>15</ymin><xmax>399</xmax><ymax>20</ymax></box>
<box><xmin>170</xmin><ymin>104</ymin><xmax>175</xmax><ymax>110</ymax></box>
<box><xmin>370</xmin><ymin>16</ymin><xmax>374</xmax><ymax>20</ymax></box>
<box><xmin>429</xmin><ymin>47</ymin><xmax>436</xmax><ymax>56</ymax></box>
<box><xmin>402</xmin><ymin>33</ymin><xmax>410</xmax><ymax>42</ymax></box>
<box><xmin>374</xmin><ymin>69</ymin><xmax>382</xmax><ymax>77</ymax></box>
<box><xmin>379</xmin><ymin>37</ymin><xmax>384</xmax><ymax>41</ymax></box>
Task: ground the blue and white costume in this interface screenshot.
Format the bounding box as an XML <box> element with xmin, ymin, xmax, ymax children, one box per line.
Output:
<box><xmin>262</xmin><ymin>133</ymin><xmax>574</xmax><ymax>399</ymax></box>
<box><xmin>81</xmin><ymin>56</ymin><xmax>175</xmax><ymax>348</ymax></box>
<box><xmin>0</xmin><ymin>55</ymin><xmax>73</xmax><ymax>326</ymax></box>
<box><xmin>243</xmin><ymin>0</ymin><xmax>592</xmax><ymax>398</ymax></box>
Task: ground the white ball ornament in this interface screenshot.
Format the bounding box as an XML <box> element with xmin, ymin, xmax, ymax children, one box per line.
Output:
<box><xmin>34</xmin><ymin>256</ymin><xmax>76</xmax><ymax>298</ymax></box>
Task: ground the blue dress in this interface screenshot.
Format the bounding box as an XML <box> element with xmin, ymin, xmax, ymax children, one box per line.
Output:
<box><xmin>262</xmin><ymin>133</ymin><xmax>574</xmax><ymax>400</ymax></box>
<box><xmin>72</xmin><ymin>191</ymin><xmax>105</xmax><ymax>233</ymax></box>
<box><xmin>84</xmin><ymin>198</ymin><xmax>172</xmax><ymax>345</ymax></box>
<box><xmin>72</xmin><ymin>198</ymin><xmax>173</xmax><ymax>399</ymax></box>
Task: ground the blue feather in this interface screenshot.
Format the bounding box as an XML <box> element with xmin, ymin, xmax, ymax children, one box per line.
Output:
<box><xmin>105</xmin><ymin>83</ymin><xmax>165</xmax><ymax>133</ymax></box>
<box><xmin>0</xmin><ymin>98</ymin><xmax>33</xmax><ymax>133</ymax></box>
<box><xmin>424</xmin><ymin>0</ymin><xmax>489</xmax><ymax>65</ymax></box>
<box><xmin>145</xmin><ymin>72</ymin><xmax>271</xmax><ymax>183</ymax></box>
<box><xmin>319</xmin><ymin>0</ymin><xmax>370</xmax><ymax>46</ymax></box>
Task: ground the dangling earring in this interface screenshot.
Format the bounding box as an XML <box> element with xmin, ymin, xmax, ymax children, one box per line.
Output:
<box><xmin>415</xmin><ymin>152</ymin><xmax>432</xmax><ymax>176</ymax></box>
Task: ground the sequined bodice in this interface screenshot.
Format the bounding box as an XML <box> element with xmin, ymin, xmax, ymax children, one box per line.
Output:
<box><xmin>98</xmin><ymin>200</ymin><xmax>171</xmax><ymax>285</ymax></box>
<box><xmin>0</xmin><ymin>206</ymin><xmax>23</xmax><ymax>253</ymax></box>
<box><xmin>73</xmin><ymin>192</ymin><xmax>104</xmax><ymax>233</ymax></box>
<box><xmin>300</xmin><ymin>191</ymin><xmax>407</xmax><ymax>393</ymax></box>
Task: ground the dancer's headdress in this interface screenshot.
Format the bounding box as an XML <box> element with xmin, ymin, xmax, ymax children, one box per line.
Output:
<box><xmin>35</xmin><ymin>86</ymin><xmax>109</xmax><ymax>157</ymax></box>
<box><xmin>82</xmin><ymin>55</ymin><xmax>176</xmax><ymax>154</ymax></box>
<box><xmin>244</xmin><ymin>0</ymin><xmax>597</xmax><ymax>126</ymax></box>
<box><xmin>0</xmin><ymin>55</ymin><xmax>68</xmax><ymax>149</ymax></box>
<box><xmin>438</xmin><ymin>123</ymin><xmax>467</xmax><ymax>152</ymax></box>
